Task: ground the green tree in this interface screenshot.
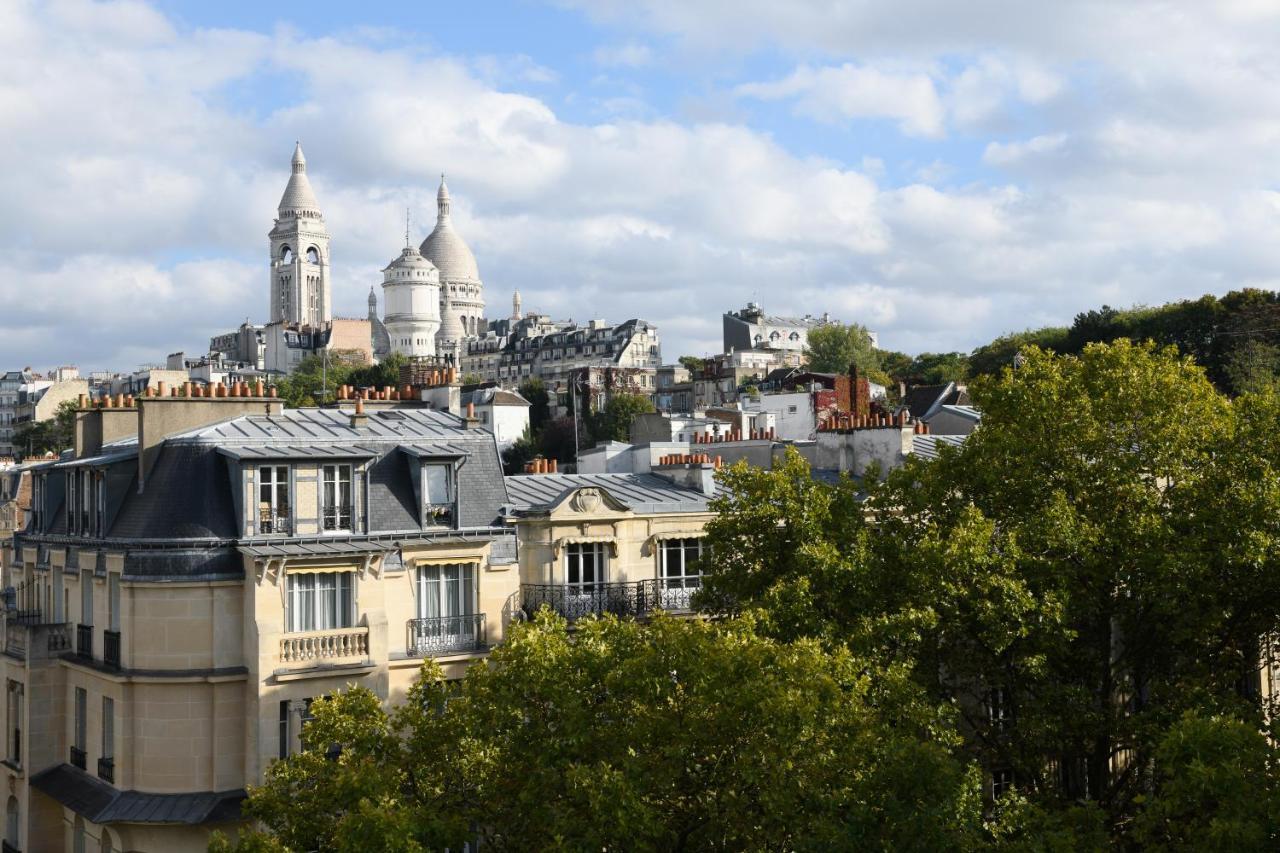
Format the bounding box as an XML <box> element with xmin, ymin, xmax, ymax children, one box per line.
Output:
<box><xmin>1132</xmin><ymin>713</ymin><xmax>1280</xmax><ymax>852</ymax></box>
<box><xmin>537</xmin><ymin>416</ymin><xmax>577</xmax><ymax>464</ymax></box>
<box><xmin>587</xmin><ymin>392</ymin><xmax>654</xmax><ymax>444</ymax></box>
<box><xmin>500</xmin><ymin>425</ymin><xmax>538</xmax><ymax>475</ymax></box>
<box><xmin>677</xmin><ymin>355</ymin><xmax>706</xmax><ymax>375</ymax></box>
<box><xmin>219</xmin><ymin>614</ymin><xmax>985</xmax><ymax>852</ymax></box>
<box><xmin>13</xmin><ymin>399</ymin><xmax>78</xmax><ymax>458</ymax></box>
<box><xmin>517</xmin><ymin>378</ymin><xmax>551</xmax><ymax>432</ymax></box>
<box><xmin>700</xmin><ymin>340</ymin><xmax>1280</xmax><ymax>843</ymax></box>
<box><xmin>274</xmin><ymin>350</ymin><xmax>365</xmax><ymax>407</ymax></box>
<box><xmin>804</xmin><ymin>322</ymin><xmax>881</xmax><ymax>375</ymax></box>
<box><xmin>346</xmin><ymin>353</ymin><xmax>409</xmax><ymax>392</ymax></box>
<box><xmin>1222</xmin><ymin>340</ymin><xmax>1280</xmax><ymax>396</ymax></box>
<box><xmin>907</xmin><ymin>351</ymin><xmax>970</xmax><ymax>385</ymax></box>
<box><xmin>967</xmin><ymin>327</ymin><xmax>1070</xmax><ymax>378</ymax></box>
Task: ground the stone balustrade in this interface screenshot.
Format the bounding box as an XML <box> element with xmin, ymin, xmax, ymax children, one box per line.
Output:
<box><xmin>279</xmin><ymin>626</ymin><xmax>369</xmax><ymax>665</ymax></box>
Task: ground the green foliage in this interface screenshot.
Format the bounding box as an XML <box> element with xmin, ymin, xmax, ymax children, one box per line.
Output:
<box><xmin>804</xmin><ymin>322</ymin><xmax>881</xmax><ymax>375</ymax></box>
<box><xmin>273</xmin><ymin>350</ymin><xmax>367</xmax><ymax>407</ymax></box>
<box><xmin>346</xmin><ymin>353</ymin><xmax>409</xmax><ymax>392</ymax></box>
<box><xmin>536</xmin><ymin>416</ymin><xmax>577</xmax><ymax>464</ymax></box>
<box><xmin>13</xmin><ymin>399</ymin><xmax>77</xmax><ymax>458</ymax></box>
<box><xmin>966</xmin><ymin>289</ymin><xmax>1280</xmax><ymax>396</ymax></box>
<box><xmin>677</xmin><ymin>355</ymin><xmax>706</xmax><ymax>375</ymax></box>
<box><xmin>586</xmin><ymin>391</ymin><xmax>654</xmax><ymax>444</ymax></box>
<box><xmin>1131</xmin><ymin>713</ymin><xmax>1280</xmax><ymax>852</ymax></box>
<box><xmin>699</xmin><ymin>340</ymin><xmax>1280</xmax><ymax>846</ymax></box>
<box><xmin>500</xmin><ymin>425</ymin><xmax>538</xmax><ymax>475</ymax></box>
<box><xmin>225</xmin><ymin>615</ymin><xmax>985</xmax><ymax>852</ymax></box>
<box><xmin>517</xmin><ymin>378</ymin><xmax>551</xmax><ymax>431</ymax></box>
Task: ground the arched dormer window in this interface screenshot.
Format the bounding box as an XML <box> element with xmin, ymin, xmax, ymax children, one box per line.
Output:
<box><xmin>789</xmin><ymin>332</ymin><xmax>800</xmax><ymax>341</ymax></box>
<box><xmin>769</xmin><ymin>331</ymin><xmax>781</xmax><ymax>342</ymax></box>
<box><xmin>280</xmin><ymin>246</ymin><xmax>293</xmax><ymax>263</ymax></box>
<box><xmin>306</xmin><ymin>247</ymin><xmax>320</xmax><ymax>264</ymax></box>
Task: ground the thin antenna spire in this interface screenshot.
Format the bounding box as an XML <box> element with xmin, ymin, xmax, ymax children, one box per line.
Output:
<box><xmin>405</xmin><ymin>207</ymin><xmax>411</xmax><ymax>248</ymax></box>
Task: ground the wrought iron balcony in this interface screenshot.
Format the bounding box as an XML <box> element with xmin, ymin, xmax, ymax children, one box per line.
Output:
<box><xmin>406</xmin><ymin>614</ymin><xmax>486</xmax><ymax>657</ymax></box>
<box><xmin>520</xmin><ymin>579</ymin><xmax>700</xmax><ymax>622</ymax></box>
<box><xmin>5</xmin><ymin>579</ymin><xmax>43</xmax><ymax>625</ymax></box>
<box><xmin>97</xmin><ymin>756</ymin><xmax>114</xmax><ymax>784</ymax></box>
<box><xmin>75</xmin><ymin>624</ymin><xmax>92</xmax><ymax>659</ymax></box>
<box><xmin>69</xmin><ymin>746</ymin><xmax>86</xmax><ymax>771</ymax></box>
<box><xmin>321</xmin><ymin>503</ymin><xmax>354</xmax><ymax>532</ymax></box>
<box><xmin>103</xmin><ymin>630</ymin><xmax>121</xmax><ymax>670</ymax></box>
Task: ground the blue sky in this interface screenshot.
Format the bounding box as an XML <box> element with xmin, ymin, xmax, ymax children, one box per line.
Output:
<box><xmin>2</xmin><ymin>0</ymin><xmax>1280</xmax><ymax>372</ymax></box>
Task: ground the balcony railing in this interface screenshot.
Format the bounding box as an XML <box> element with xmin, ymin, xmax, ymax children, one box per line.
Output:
<box><xmin>75</xmin><ymin>624</ymin><xmax>92</xmax><ymax>659</ymax></box>
<box><xmin>279</xmin><ymin>626</ymin><xmax>369</xmax><ymax>665</ymax></box>
<box><xmin>69</xmin><ymin>746</ymin><xmax>86</xmax><ymax>771</ymax></box>
<box><xmin>97</xmin><ymin>756</ymin><xmax>114</xmax><ymax>784</ymax></box>
<box><xmin>5</xmin><ymin>579</ymin><xmax>42</xmax><ymax>625</ymax></box>
<box><xmin>46</xmin><ymin>624</ymin><xmax>70</xmax><ymax>653</ymax></box>
<box><xmin>321</xmin><ymin>503</ymin><xmax>354</xmax><ymax>532</ymax></box>
<box><xmin>259</xmin><ymin>508</ymin><xmax>292</xmax><ymax>535</ymax></box>
<box><xmin>103</xmin><ymin>630</ymin><xmax>121</xmax><ymax>670</ymax></box>
<box><xmin>520</xmin><ymin>579</ymin><xmax>700</xmax><ymax>621</ymax></box>
<box><xmin>406</xmin><ymin>614</ymin><xmax>486</xmax><ymax>657</ymax></box>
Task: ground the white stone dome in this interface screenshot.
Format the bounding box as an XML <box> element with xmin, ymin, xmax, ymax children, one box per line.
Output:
<box><xmin>419</xmin><ymin>176</ymin><xmax>480</xmax><ymax>283</ymax></box>
<box><xmin>277</xmin><ymin>142</ymin><xmax>321</xmax><ymax>216</ymax></box>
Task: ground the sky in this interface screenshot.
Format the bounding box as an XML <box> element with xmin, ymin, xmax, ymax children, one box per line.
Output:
<box><xmin>3</xmin><ymin>0</ymin><xmax>1280</xmax><ymax>373</ymax></box>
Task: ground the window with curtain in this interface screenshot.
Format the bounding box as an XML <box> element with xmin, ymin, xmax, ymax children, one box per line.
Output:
<box><xmin>287</xmin><ymin>572</ymin><xmax>354</xmax><ymax>633</ymax></box>
<box><xmin>74</xmin><ymin>687</ymin><xmax>86</xmax><ymax>751</ymax></box>
<box><xmin>415</xmin><ymin>564</ymin><xmax>476</xmax><ymax>620</ymax></box>
<box><xmin>423</xmin><ymin>464</ymin><xmax>454</xmax><ymax>527</ymax></box>
<box><xmin>108</xmin><ymin>574</ymin><xmax>120</xmax><ymax>631</ymax></box>
<box><xmin>321</xmin><ymin>464</ymin><xmax>353</xmax><ymax>532</ymax></box>
<box><xmin>258</xmin><ymin>465</ymin><xmax>290</xmax><ymax>534</ymax></box>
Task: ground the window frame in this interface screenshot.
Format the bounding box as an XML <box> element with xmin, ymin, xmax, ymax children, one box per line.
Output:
<box><xmin>286</xmin><ymin>571</ymin><xmax>355</xmax><ymax>633</ymax></box>
<box><xmin>422</xmin><ymin>463</ymin><xmax>456</xmax><ymax>528</ymax></box>
<box><xmin>320</xmin><ymin>464</ymin><xmax>354</xmax><ymax>533</ymax></box>
<box><xmin>257</xmin><ymin>465</ymin><xmax>291</xmax><ymax>535</ymax></box>
<box><xmin>564</xmin><ymin>542</ymin><xmax>608</xmax><ymax>594</ymax></box>
<box><xmin>659</xmin><ymin>538</ymin><xmax>705</xmax><ymax>590</ymax></box>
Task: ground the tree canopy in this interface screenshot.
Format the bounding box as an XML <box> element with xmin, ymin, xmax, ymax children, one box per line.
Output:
<box><xmin>803</xmin><ymin>322</ymin><xmax>882</xmax><ymax>377</ymax></box>
<box><xmin>699</xmin><ymin>339</ymin><xmax>1280</xmax><ymax>847</ymax></box>
<box><xmin>216</xmin><ymin>614</ymin><xmax>984</xmax><ymax>852</ymax></box>
<box><xmin>13</xmin><ymin>399</ymin><xmax>77</xmax><ymax>458</ymax></box>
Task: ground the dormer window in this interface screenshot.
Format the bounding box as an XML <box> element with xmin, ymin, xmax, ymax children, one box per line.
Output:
<box><xmin>258</xmin><ymin>465</ymin><xmax>291</xmax><ymax>535</ymax></box>
<box><xmin>321</xmin><ymin>465</ymin><xmax>353</xmax><ymax>533</ymax></box>
<box><xmin>423</xmin><ymin>464</ymin><xmax>455</xmax><ymax>528</ymax></box>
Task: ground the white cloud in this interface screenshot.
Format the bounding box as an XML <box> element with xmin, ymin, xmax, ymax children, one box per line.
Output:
<box><xmin>592</xmin><ymin>42</ymin><xmax>652</xmax><ymax>68</ymax></box>
<box><xmin>3</xmin><ymin>0</ymin><xmax>1280</xmax><ymax>371</ymax></box>
<box><xmin>737</xmin><ymin>64</ymin><xmax>945</xmax><ymax>138</ymax></box>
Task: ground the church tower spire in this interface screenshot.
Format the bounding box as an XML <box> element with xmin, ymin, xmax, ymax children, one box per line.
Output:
<box><xmin>512</xmin><ymin>289</ymin><xmax>522</xmax><ymax>322</ymax></box>
<box><xmin>269</xmin><ymin>142</ymin><xmax>331</xmax><ymax>327</ymax></box>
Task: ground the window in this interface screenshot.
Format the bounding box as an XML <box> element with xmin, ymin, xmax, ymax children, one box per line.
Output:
<box><xmin>287</xmin><ymin>572</ymin><xmax>354</xmax><ymax>633</ymax></box>
<box><xmin>306</xmin><ymin>247</ymin><xmax>320</xmax><ymax>264</ymax></box>
<box><xmin>6</xmin><ymin>796</ymin><xmax>17</xmax><ymax>848</ymax></box>
<box><xmin>258</xmin><ymin>465</ymin><xmax>290</xmax><ymax>534</ymax></box>
<box><xmin>278</xmin><ymin>698</ymin><xmax>314</xmax><ymax>759</ymax></box>
<box><xmin>6</xmin><ymin>681</ymin><xmax>22</xmax><ymax>766</ymax></box>
<box><xmin>416</xmin><ymin>564</ymin><xmax>476</xmax><ymax>621</ymax></box>
<box><xmin>66</xmin><ymin>470</ymin><xmax>77</xmax><ymax>531</ymax></box>
<box><xmin>280</xmin><ymin>246</ymin><xmax>293</xmax><ymax>263</ymax></box>
<box><xmin>987</xmin><ymin>687</ymin><xmax>1013</xmax><ymax>733</ymax></box>
<box><xmin>991</xmin><ymin>768</ymin><xmax>1015</xmax><ymax>799</ymax></box>
<box><xmin>565</xmin><ymin>543</ymin><xmax>607</xmax><ymax>594</ymax></box>
<box><xmin>101</xmin><ymin>696</ymin><xmax>114</xmax><ymax>782</ymax></box>
<box><xmin>108</xmin><ymin>573</ymin><xmax>120</xmax><ymax>631</ymax></box>
<box><xmin>423</xmin><ymin>464</ymin><xmax>454</xmax><ymax>527</ymax></box>
<box><xmin>30</xmin><ymin>475</ymin><xmax>43</xmax><ymax>531</ymax></box>
<box><xmin>321</xmin><ymin>465</ymin><xmax>353</xmax><ymax>532</ymax></box>
<box><xmin>787</xmin><ymin>405</ymin><xmax>797</xmax><ymax>414</ymax></box>
<box><xmin>52</xmin><ymin>567</ymin><xmax>63</xmax><ymax>622</ymax></box>
<box><xmin>660</xmin><ymin>538</ymin><xmax>703</xmax><ymax>609</ymax></box>
<box><xmin>72</xmin><ymin>687</ymin><xmax>87</xmax><ymax>769</ymax></box>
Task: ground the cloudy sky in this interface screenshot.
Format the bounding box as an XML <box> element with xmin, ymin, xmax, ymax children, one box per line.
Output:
<box><xmin>4</xmin><ymin>0</ymin><xmax>1280</xmax><ymax>373</ymax></box>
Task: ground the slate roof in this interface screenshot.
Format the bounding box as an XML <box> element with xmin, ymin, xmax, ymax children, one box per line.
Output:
<box><xmin>505</xmin><ymin>473</ymin><xmax>717</xmax><ymax>515</ymax></box>
<box><xmin>911</xmin><ymin>434</ymin><xmax>968</xmax><ymax>461</ymax></box>
<box><xmin>31</xmin><ymin>763</ymin><xmax>244</xmax><ymax>825</ymax></box>
<box><xmin>902</xmin><ymin>382</ymin><xmax>970</xmax><ymax>419</ymax></box>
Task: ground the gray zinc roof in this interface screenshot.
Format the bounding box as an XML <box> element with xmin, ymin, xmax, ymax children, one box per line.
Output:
<box><xmin>912</xmin><ymin>434</ymin><xmax>967</xmax><ymax>461</ymax></box>
<box><xmin>504</xmin><ymin>473</ymin><xmax>716</xmax><ymax>515</ymax></box>
<box><xmin>169</xmin><ymin>406</ymin><xmax>478</xmax><ymax>445</ymax></box>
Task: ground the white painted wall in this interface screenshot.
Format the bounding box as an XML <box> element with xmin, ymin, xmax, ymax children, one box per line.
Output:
<box><xmin>742</xmin><ymin>392</ymin><xmax>814</xmax><ymax>441</ymax></box>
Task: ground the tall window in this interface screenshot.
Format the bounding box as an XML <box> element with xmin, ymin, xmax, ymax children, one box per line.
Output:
<box><xmin>258</xmin><ymin>465</ymin><xmax>290</xmax><ymax>534</ymax></box>
<box><xmin>73</xmin><ymin>687</ymin><xmax>87</xmax><ymax>768</ymax></box>
<box><xmin>31</xmin><ymin>474</ymin><xmax>43</xmax><ymax>531</ymax></box>
<box><xmin>423</xmin><ymin>464</ymin><xmax>454</xmax><ymax>527</ymax></box>
<box><xmin>416</xmin><ymin>564</ymin><xmax>476</xmax><ymax>621</ymax></box>
<box><xmin>6</xmin><ymin>681</ymin><xmax>22</xmax><ymax>766</ymax></box>
<box><xmin>987</xmin><ymin>687</ymin><xmax>1013</xmax><ymax>733</ymax></box>
<box><xmin>66</xmin><ymin>471</ymin><xmax>77</xmax><ymax>531</ymax></box>
<box><xmin>79</xmin><ymin>471</ymin><xmax>91</xmax><ymax>534</ymax></box>
<box><xmin>321</xmin><ymin>465</ymin><xmax>353</xmax><ymax>532</ymax></box>
<box><xmin>108</xmin><ymin>574</ymin><xmax>120</xmax><ymax>631</ymax></box>
<box><xmin>991</xmin><ymin>768</ymin><xmax>1015</xmax><ymax>799</ymax></box>
<box><xmin>660</xmin><ymin>538</ymin><xmax>703</xmax><ymax>609</ymax></box>
<box><xmin>52</xmin><ymin>567</ymin><xmax>63</xmax><ymax>623</ymax></box>
<box><xmin>101</xmin><ymin>696</ymin><xmax>114</xmax><ymax>782</ymax></box>
<box><xmin>278</xmin><ymin>698</ymin><xmax>313</xmax><ymax>759</ymax></box>
<box><xmin>565</xmin><ymin>543</ymin><xmax>607</xmax><ymax>594</ymax></box>
<box><xmin>287</xmin><ymin>572</ymin><xmax>354</xmax><ymax>633</ymax></box>
<box><xmin>80</xmin><ymin>570</ymin><xmax>93</xmax><ymax>626</ymax></box>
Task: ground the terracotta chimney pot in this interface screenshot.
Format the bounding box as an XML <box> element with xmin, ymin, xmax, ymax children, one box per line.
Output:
<box><xmin>550</xmin><ymin>458</ymin><xmax>558</xmax><ymax>473</ymax></box>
